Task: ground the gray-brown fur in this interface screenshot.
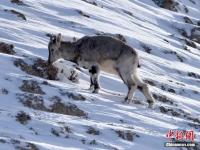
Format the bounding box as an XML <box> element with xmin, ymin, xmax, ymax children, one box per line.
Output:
<box><xmin>47</xmin><ymin>33</ymin><xmax>155</xmax><ymax>107</ymax></box>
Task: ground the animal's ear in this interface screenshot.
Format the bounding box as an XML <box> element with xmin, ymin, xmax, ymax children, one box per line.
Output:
<box><xmin>46</xmin><ymin>33</ymin><xmax>53</xmax><ymax>38</ymax></box>
<box><xmin>56</xmin><ymin>33</ymin><xmax>62</xmax><ymax>43</ymax></box>
<box><xmin>46</xmin><ymin>33</ymin><xmax>55</xmax><ymax>41</ymax></box>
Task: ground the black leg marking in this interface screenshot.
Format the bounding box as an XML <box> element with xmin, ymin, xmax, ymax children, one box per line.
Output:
<box><xmin>137</xmin><ymin>86</ymin><xmax>143</xmax><ymax>91</ymax></box>
<box><xmin>89</xmin><ymin>65</ymin><xmax>100</xmax><ymax>93</ymax></box>
<box><xmin>89</xmin><ymin>65</ymin><xmax>98</xmax><ymax>74</ymax></box>
<box><xmin>90</xmin><ymin>76</ymin><xmax>94</xmax><ymax>87</ymax></box>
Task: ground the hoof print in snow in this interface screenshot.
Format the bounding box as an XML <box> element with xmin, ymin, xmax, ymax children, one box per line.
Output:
<box><xmin>77</xmin><ymin>10</ymin><xmax>90</xmax><ymax>18</ymax></box>
<box><xmin>14</xmin><ymin>58</ymin><xmax>58</xmax><ymax>80</ymax></box>
<box><xmin>167</xmin><ymin>88</ymin><xmax>176</xmax><ymax>93</ymax></box>
<box><xmin>16</xmin><ymin>111</ymin><xmax>31</xmax><ymax>125</ymax></box>
<box><xmin>81</xmin><ymin>138</ymin><xmax>86</xmax><ymax>144</ymax></box>
<box><xmin>81</xmin><ymin>0</ymin><xmax>98</xmax><ymax>6</ymax></box>
<box><xmin>29</xmin><ymin>127</ymin><xmax>38</xmax><ymax>135</ymax></box>
<box><xmin>20</xmin><ymin>80</ymin><xmax>45</xmax><ymax>95</ymax></box>
<box><xmin>0</xmin><ymin>42</ymin><xmax>15</xmax><ymax>55</ymax></box>
<box><xmin>4</xmin><ymin>9</ymin><xmax>26</xmax><ymax>20</ymax></box>
<box><xmin>89</xmin><ymin>139</ymin><xmax>97</xmax><ymax>145</ymax></box>
<box><xmin>140</xmin><ymin>43</ymin><xmax>152</xmax><ymax>54</ymax></box>
<box><xmin>115</xmin><ymin>130</ymin><xmax>139</xmax><ymax>141</ymax></box>
<box><xmin>122</xmin><ymin>9</ymin><xmax>133</xmax><ymax>17</ymax></box>
<box><xmin>51</xmin><ymin>128</ymin><xmax>60</xmax><ymax>137</ymax></box>
<box><xmin>0</xmin><ymin>88</ymin><xmax>9</xmax><ymax>95</ymax></box>
<box><xmin>86</xmin><ymin>127</ymin><xmax>100</xmax><ymax>135</ymax></box>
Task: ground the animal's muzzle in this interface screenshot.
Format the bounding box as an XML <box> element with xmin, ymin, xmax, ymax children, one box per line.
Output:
<box><xmin>48</xmin><ymin>54</ymin><xmax>52</xmax><ymax>64</ymax></box>
<box><xmin>48</xmin><ymin>59</ymin><xmax>51</xmax><ymax>64</ymax></box>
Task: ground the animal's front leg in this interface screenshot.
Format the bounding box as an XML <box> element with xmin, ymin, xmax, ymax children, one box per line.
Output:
<box><xmin>89</xmin><ymin>65</ymin><xmax>100</xmax><ymax>93</ymax></box>
<box><xmin>88</xmin><ymin>76</ymin><xmax>94</xmax><ymax>91</ymax></box>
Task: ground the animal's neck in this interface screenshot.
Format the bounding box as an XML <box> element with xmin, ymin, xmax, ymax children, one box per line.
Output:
<box><xmin>60</xmin><ymin>41</ymin><xmax>78</xmax><ymax>63</ymax></box>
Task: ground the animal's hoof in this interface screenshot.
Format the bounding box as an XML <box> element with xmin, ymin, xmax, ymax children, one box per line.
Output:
<box><xmin>92</xmin><ymin>88</ymin><xmax>99</xmax><ymax>94</ymax></box>
<box><xmin>88</xmin><ymin>86</ymin><xmax>94</xmax><ymax>91</ymax></box>
<box><xmin>123</xmin><ymin>98</ymin><xmax>131</xmax><ymax>104</ymax></box>
<box><xmin>147</xmin><ymin>100</ymin><xmax>154</xmax><ymax>109</ymax></box>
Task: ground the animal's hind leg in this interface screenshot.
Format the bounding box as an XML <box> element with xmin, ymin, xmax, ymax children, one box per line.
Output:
<box><xmin>118</xmin><ymin>70</ymin><xmax>137</xmax><ymax>103</ymax></box>
<box><xmin>89</xmin><ymin>65</ymin><xmax>100</xmax><ymax>93</ymax></box>
<box><xmin>125</xmin><ymin>83</ymin><xmax>137</xmax><ymax>103</ymax></box>
<box><xmin>137</xmin><ymin>82</ymin><xmax>155</xmax><ymax>108</ymax></box>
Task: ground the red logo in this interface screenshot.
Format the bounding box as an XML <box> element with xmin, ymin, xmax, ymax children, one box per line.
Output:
<box><xmin>166</xmin><ymin>130</ymin><xmax>195</xmax><ymax>142</ymax></box>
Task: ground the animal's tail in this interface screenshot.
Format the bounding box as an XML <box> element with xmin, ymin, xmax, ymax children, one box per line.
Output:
<box><xmin>138</xmin><ymin>59</ymin><xmax>141</xmax><ymax>68</ymax></box>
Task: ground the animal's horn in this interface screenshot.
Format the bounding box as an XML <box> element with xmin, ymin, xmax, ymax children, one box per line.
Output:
<box><xmin>46</xmin><ymin>33</ymin><xmax>54</xmax><ymax>38</ymax></box>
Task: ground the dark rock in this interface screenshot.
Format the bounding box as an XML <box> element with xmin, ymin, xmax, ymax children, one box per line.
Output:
<box><xmin>191</xmin><ymin>27</ymin><xmax>200</xmax><ymax>44</ymax></box>
<box><xmin>16</xmin><ymin>111</ymin><xmax>31</xmax><ymax>125</ymax></box>
<box><xmin>4</xmin><ymin>9</ymin><xmax>26</xmax><ymax>20</ymax></box>
<box><xmin>14</xmin><ymin>58</ymin><xmax>58</xmax><ymax>80</ymax></box>
<box><xmin>86</xmin><ymin>127</ymin><xmax>100</xmax><ymax>135</ymax></box>
<box><xmin>188</xmin><ymin>72</ymin><xmax>200</xmax><ymax>79</ymax></box>
<box><xmin>20</xmin><ymin>80</ymin><xmax>45</xmax><ymax>95</ymax></box>
<box><xmin>152</xmin><ymin>0</ymin><xmax>179</xmax><ymax>11</ymax></box>
<box><xmin>0</xmin><ymin>42</ymin><xmax>15</xmax><ymax>55</ymax></box>
<box><xmin>115</xmin><ymin>130</ymin><xmax>139</xmax><ymax>141</ymax></box>
<box><xmin>183</xmin><ymin>16</ymin><xmax>193</xmax><ymax>24</ymax></box>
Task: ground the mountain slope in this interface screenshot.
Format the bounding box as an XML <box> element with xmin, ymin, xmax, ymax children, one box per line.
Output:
<box><xmin>0</xmin><ymin>0</ymin><xmax>200</xmax><ymax>149</ymax></box>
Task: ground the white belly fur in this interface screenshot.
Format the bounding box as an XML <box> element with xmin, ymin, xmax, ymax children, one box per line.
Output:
<box><xmin>100</xmin><ymin>59</ymin><xmax>118</xmax><ymax>75</ymax></box>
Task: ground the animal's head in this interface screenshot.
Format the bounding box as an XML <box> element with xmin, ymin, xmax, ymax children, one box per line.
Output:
<box><xmin>47</xmin><ymin>33</ymin><xmax>62</xmax><ymax>64</ymax></box>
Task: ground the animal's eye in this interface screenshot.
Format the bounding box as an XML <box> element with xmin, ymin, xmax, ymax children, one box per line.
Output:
<box><xmin>52</xmin><ymin>39</ymin><xmax>56</xmax><ymax>43</ymax></box>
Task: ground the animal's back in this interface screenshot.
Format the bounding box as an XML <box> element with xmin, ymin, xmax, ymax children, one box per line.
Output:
<box><xmin>75</xmin><ymin>35</ymin><xmax>135</xmax><ymax>61</ymax></box>
<box><xmin>74</xmin><ymin>35</ymin><xmax>138</xmax><ymax>75</ymax></box>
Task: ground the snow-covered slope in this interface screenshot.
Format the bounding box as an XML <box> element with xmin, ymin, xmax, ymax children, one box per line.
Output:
<box><xmin>0</xmin><ymin>0</ymin><xmax>200</xmax><ymax>149</ymax></box>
